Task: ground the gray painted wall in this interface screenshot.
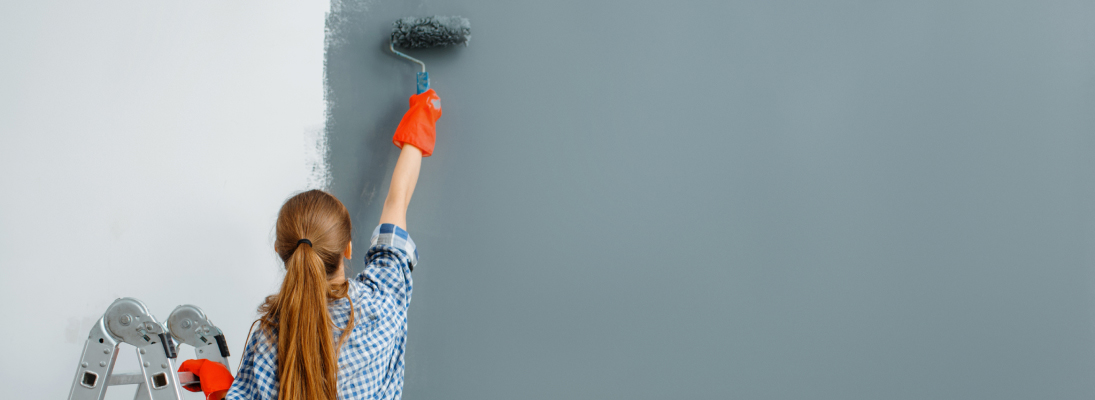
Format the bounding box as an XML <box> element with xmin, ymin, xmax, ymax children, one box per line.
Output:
<box><xmin>324</xmin><ymin>1</ymin><xmax>1095</xmax><ymax>398</ymax></box>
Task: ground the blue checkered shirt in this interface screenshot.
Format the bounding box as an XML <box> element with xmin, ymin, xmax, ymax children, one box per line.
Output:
<box><xmin>226</xmin><ymin>224</ymin><xmax>417</xmax><ymax>400</ymax></box>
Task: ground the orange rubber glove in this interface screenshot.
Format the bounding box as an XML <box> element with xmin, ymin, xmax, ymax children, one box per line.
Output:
<box><xmin>392</xmin><ymin>89</ymin><xmax>442</xmax><ymax>157</ymax></box>
<box><xmin>177</xmin><ymin>359</ymin><xmax>234</xmax><ymax>400</ymax></box>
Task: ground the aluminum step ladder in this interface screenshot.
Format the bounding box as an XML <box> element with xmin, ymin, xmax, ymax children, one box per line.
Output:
<box><xmin>67</xmin><ymin>298</ymin><xmax>231</xmax><ymax>400</ymax></box>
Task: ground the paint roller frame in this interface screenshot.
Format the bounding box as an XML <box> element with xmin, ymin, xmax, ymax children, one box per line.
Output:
<box><xmin>389</xmin><ymin>16</ymin><xmax>471</xmax><ymax>94</ymax></box>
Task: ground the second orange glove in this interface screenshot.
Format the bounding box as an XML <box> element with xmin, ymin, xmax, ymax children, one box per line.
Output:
<box><xmin>177</xmin><ymin>359</ymin><xmax>234</xmax><ymax>400</ymax></box>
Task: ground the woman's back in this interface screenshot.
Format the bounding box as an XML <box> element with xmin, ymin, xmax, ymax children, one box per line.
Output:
<box><xmin>228</xmin><ymin>223</ymin><xmax>418</xmax><ymax>400</ymax></box>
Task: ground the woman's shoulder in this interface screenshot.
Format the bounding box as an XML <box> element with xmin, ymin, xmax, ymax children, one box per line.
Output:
<box><xmin>240</xmin><ymin>321</ymin><xmax>278</xmax><ymax>362</ymax></box>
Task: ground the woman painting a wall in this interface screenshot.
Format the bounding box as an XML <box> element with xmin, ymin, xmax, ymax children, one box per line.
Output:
<box><xmin>226</xmin><ymin>89</ymin><xmax>441</xmax><ymax>400</ymax></box>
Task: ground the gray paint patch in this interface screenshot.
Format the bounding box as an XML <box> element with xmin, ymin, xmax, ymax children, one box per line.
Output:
<box><xmin>324</xmin><ymin>1</ymin><xmax>1095</xmax><ymax>399</ymax></box>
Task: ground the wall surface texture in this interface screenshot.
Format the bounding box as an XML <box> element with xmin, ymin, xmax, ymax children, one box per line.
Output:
<box><xmin>0</xmin><ymin>1</ymin><xmax>330</xmax><ymax>399</ymax></box>
<box><xmin>324</xmin><ymin>0</ymin><xmax>1095</xmax><ymax>399</ymax></box>
<box><xmin>3</xmin><ymin>0</ymin><xmax>1095</xmax><ymax>399</ymax></box>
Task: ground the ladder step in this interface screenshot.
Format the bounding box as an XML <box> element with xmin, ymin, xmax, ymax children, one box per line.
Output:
<box><xmin>108</xmin><ymin>372</ymin><xmax>196</xmax><ymax>386</ymax></box>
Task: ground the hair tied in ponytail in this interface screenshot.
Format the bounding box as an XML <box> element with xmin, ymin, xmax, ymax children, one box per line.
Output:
<box><xmin>260</xmin><ymin>190</ymin><xmax>354</xmax><ymax>400</ymax></box>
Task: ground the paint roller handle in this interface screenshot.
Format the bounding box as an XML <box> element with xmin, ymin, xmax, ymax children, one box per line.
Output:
<box><xmin>416</xmin><ymin>71</ymin><xmax>429</xmax><ymax>95</ymax></box>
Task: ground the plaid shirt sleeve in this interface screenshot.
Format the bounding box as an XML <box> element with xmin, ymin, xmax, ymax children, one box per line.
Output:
<box><xmin>357</xmin><ymin>223</ymin><xmax>417</xmax><ymax>308</ymax></box>
<box><xmin>225</xmin><ymin>325</ymin><xmax>278</xmax><ymax>400</ymax></box>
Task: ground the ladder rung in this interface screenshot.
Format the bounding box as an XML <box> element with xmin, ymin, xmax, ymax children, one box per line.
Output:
<box><xmin>107</xmin><ymin>372</ymin><xmax>196</xmax><ymax>386</ymax></box>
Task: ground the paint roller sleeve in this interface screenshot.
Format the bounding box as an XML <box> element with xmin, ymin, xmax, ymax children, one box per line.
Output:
<box><xmin>392</xmin><ymin>89</ymin><xmax>442</xmax><ymax>157</ymax></box>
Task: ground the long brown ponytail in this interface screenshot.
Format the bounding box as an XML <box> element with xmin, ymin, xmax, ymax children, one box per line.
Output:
<box><xmin>257</xmin><ymin>190</ymin><xmax>355</xmax><ymax>400</ymax></box>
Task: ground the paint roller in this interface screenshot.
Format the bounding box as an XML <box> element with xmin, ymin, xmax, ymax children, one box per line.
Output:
<box><xmin>386</xmin><ymin>16</ymin><xmax>469</xmax><ymax>157</ymax></box>
<box><xmin>389</xmin><ymin>16</ymin><xmax>471</xmax><ymax>94</ymax></box>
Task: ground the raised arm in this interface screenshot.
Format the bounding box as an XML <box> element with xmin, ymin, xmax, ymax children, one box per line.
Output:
<box><xmin>379</xmin><ymin>144</ymin><xmax>422</xmax><ymax>229</ymax></box>
<box><xmin>380</xmin><ymin>88</ymin><xmax>441</xmax><ymax>229</ymax></box>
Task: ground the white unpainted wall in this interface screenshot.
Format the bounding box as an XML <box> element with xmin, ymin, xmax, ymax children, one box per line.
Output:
<box><xmin>0</xmin><ymin>1</ymin><xmax>331</xmax><ymax>398</ymax></box>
